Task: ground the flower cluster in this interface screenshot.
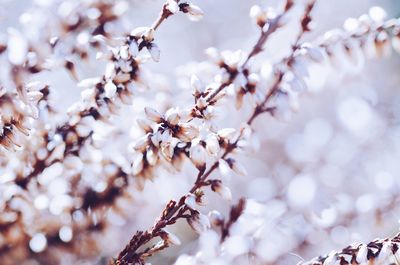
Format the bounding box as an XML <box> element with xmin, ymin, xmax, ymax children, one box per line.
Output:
<box><xmin>0</xmin><ymin>0</ymin><xmax>399</xmax><ymax>265</ymax></box>
<box><xmin>302</xmin><ymin>233</ymin><xmax>400</xmax><ymax>265</ymax></box>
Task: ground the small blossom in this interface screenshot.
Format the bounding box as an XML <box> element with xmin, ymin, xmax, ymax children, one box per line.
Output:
<box><xmin>166</xmin><ymin>0</ymin><xmax>179</xmax><ymax>14</ymax></box>
<box><xmin>185</xmin><ymin>194</ymin><xmax>197</xmax><ymax>209</ymax></box>
<box><xmin>211</xmin><ymin>180</ymin><xmax>232</xmax><ymax>201</ymax></box>
<box><xmin>208</xmin><ymin>210</ymin><xmax>224</xmax><ymax>226</ymax></box>
<box><xmin>205</xmin><ymin>133</ymin><xmax>220</xmax><ymax>156</ymax></box>
<box><xmin>165</xmin><ymin>108</ymin><xmax>180</xmax><ymax>125</ymax></box>
<box><xmin>133</xmin><ymin>135</ymin><xmax>149</xmax><ymax>151</ymax></box>
<box><xmin>190</xmin><ymin>143</ymin><xmax>207</xmax><ymax>169</ymax></box>
<box><xmin>217</xmin><ymin>128</ymin><xmax>236</xmax><ymax>140</ymax></box>
<box><xmin>137</xmin><ymin>118</ymin><xmax>153</xmax><ymax>132</ymax></box>
<box><xmin>161</xmin><ymin>229</ymin><xmax>181</xmax><ymax>246</ymax></box>
<box><xmin>148</xmin><ymin>43</ymin><xmax>160</xmax><ymax>62</ymax></box>
<box><xmin>187</xmin><ymin>212</ymin><xmax>210</xmax><ymax>234</ymax></box>
<box><xmin>181</xmin><ymin>3</ymin><xmax>204</xmax><ymax>21</ymax></box>
<box><xmin>145</xmin><ymin>107</ymin><xmax>163</xmax><ymax>122</ymax></box>
<box><xmin>218</xmin><ymin>158</ymin><xmax>231</xmax><ymax>176</ymax></box>
<box><xmin>130</xmin><ymin>27</ymin><xmax>149</xmax><ymax>38</ymax></box>
<box><xmin>104</xmin><ymin>81</ymin><xmax>117</xmax><ymax>98</ymax></box>
<box><xmin>191</xmin><ymin>75</ymin><xmax>204</xmax><ymax>96</ymax></box>
<box><xmin>129</xmin><ymin>40</ymin><xmax>139</xmax><ymax>57</ymax></box>
<box><xmin>132</xmin><ymin>154</ymin><xmax>144</xmax><ymax>175</ymax></box>
<box><xmin>249</xmin><ymin>5</ymin><xmax>266</xmax><ymax>27</ymax></box>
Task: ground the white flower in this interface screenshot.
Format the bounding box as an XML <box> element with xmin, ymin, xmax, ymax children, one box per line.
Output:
<box><xmin>105</xmin><ymin>62</ymin><xmax>116</xmax><ymax>80</ymax></box>
<box><xmin>187</xmin><ymin>212</ymin><xmax>210</xmax><ymax>233</ymax></box>
<box><xmin>368</xmin><ymin>6</ymin><xmax>387</xmax><ymax>23</ymax></box>
<box><xmin>145</xmin><ymin>107</ymin><xmax>163</xmax><ymax>122</ymax></box>
<box><xmin>162</xmin><ymin>229</ymin><xmax>181</xmax><ymax>246</ymax></box>
<box><xmin>190</xmin><ymin>143</ymin><xmax>207</xmax><ymax>169</ymax></box>
<box><xmin>218</xmin><ymin>159</ymin><xmax>231</xmax><ymax>176</ymax></box>
<box><xmin>185</xmin><ymin>194</ymin><xmax>197</xmax><ymax>209</ymax></box>
<box><xmin>217</xmin><ymin>128</ymin><xmax>236</xmax><ymax>140</ymax></box>
<box><xmin>205</xmin><ymin>134</ymin><xmax>220</xmax><ymax>156</ymax></box>
<box><xmin>104</xmin><ymin>81</ymin><xmax>117</xmax><ymax>98</ymax></box>
<box><xmin>182</xmin><ymin>3</ymin><xmax>204</xmax><ymax>21</ymax></box>
<box><xmin>146</xmin><ymin>148</ymin><xmax>158</xmax><ymax>166</ymax></box>
<box><xmin>148</xmin><ymin>43</ymin><xmax>160</xmax><ymax>62</ymax></box>
<box><xmin>132</xmin><ymin>154</ymin><xmax>144</xmax><ymax>175</ymax></box>
<box><xmin>119</xmin><ymin>45</ymin><xmax>130</xmax><ymax>60</ymax></box>
<box><xmin>208</xmin><ymin>210</ymin><xmax>224</xmax><ymax>226</ymax></box>
<box><xmin>137</xmin><ymin>118</ymin><xmax>153</xmax><ymax>132</ymax></box>
<box><xmin>78</xmin><ymin>77</ymin><xmax>101</xmax><ymax>88</ymax></box>
<box><xmin>178</xmin><ymin>123</ymin><xmax>199</xmax><ymax>141</ymax></box>
<box><xmin>165</xmin><ymin>108</ymin><xmax>180</xmax><ymax>125</ymax></box>
<box><xmin>356</xmin><ymin>244</ymin><xmax>368</xmax><ymax>264</ymax></box>
<box><xmin>130</xmin><ymin>27</ymin><xmax>149</xmax><ymax>38</ymax></box>
<box><xmin>129</xmin><ymin>40</ymin><xmax>139</xmax><ymax>57</ymax></box>
<box><xmin>133</xmin><ymin>135</ymin><xmax>149</xmax><ymax>151</ymax></box>
<box><xmin>166</xmin><ymin>0</ymin><xmax>179</xmax><ymax>14</ymax></box>
<box><xmin>212</xmin><ymin>181</ymin><xmax>232</xmax><ymax>201</ymax></box>
<box><xmin>392</xmin><ymin>34</ymin><xmax>400</xmax><ymax>54</ymax></box>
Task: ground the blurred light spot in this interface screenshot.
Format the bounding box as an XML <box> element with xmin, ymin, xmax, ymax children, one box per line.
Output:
<box><xmin>304</xmin><ymin>118</ymin><xmax>332</xmax><ymax>147</ymax></box>
<box><xmin>287</xmin><ymin>175</ymin><xmax>316</xmax><ymax>208</ymax></box>
<box><xmin>356</xmin><ymin>194</ymin><xmax>375</xmax><ymax>213</ymax></box>
<box><xmin>48</xmin><ymin>178</ymin><xmax>68</xmax><ymax>196</ymax></box>
<box><xmin>374</xmin><ymin>171</ymin><xmax>394</xmax><ymax>190</ymax></box>
<box><xmin>34</xmin><ymin>194</ymin><xmax>49</xmax><ymax>210</ymax></box>
<box><xmin>330</xmin><ymin>226</ymin><xmax>349</xmax><ymax>245</ymax></box>
<box><xmin>223</xmin><ymin>235</ymin><xmax>250</xmax><ymax>256</ymax></box>
<box><xmin>343</xmin><ymin>18</ymin><xmax>359</xmax><ymax>32</ymax></box>
<box><xmin>369</xmin><ymin>6</ymin><xmax>387</xmax><ymax>22</ymax></box>
<box><xmin>59</xmin><ymin>226</ymin><xmax>73</xmax><ymax>242</ymax></box>
<box><xmin>337</xmin><ymin>97</ymin><xmax>372</xmax><ymax>132</ymax></box>
<box><xmin>49</xmin><ymin>195</ymin><xmax>72</xmax><ymax>215</ymax></box>
<box><xmin>247</xmin><ymin>178</ymin><xmax>276</xmax><ymax>201</ymax></box>
<box><xmin>29</xmin><ymin>233</ymin><xmax>47</xmax><ymax>253</ymax></box>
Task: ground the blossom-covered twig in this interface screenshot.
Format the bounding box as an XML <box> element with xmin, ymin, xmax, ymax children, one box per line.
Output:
<box><xmin>0</xmin><ymin>1</ymin><xmax>204</xmax><ymax>263</ymax></box>
<box><xmin>301</xmin><ymin>232</ymin><xmax>400</xmax><ymax>265</ymax></box>
<box><xmin>113</xmin><ymin>2</ymin><xmax>316</xmax><ymax>264</ymax></box>
<box><xmin>115</xmin><ymin>5</ymin><xmax>400</xmax><ymax>264</ymax></box>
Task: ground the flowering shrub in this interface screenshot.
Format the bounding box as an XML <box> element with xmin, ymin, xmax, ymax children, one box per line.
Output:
<box><xmin>0</xmin><ymin>0</ymin><xmax>400</xmax><ymax>264</ymax></box>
